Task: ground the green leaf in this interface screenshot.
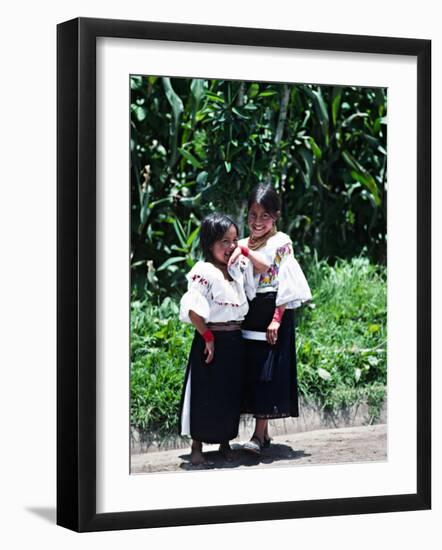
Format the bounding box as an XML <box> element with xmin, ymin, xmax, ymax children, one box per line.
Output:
<box><xmin>140</xmin><ymin>203</ymin><xmax>150</xmax><ymax>225</ymax></box>
<box><xmin>314</xmin><ymin>89</ymin><xmax>329</xmax><ymax>125</ymax></box>
<box><xmin>205</xmin><ymin>91</ymin><xmax>225</xmax><ymax>103</ymax></box>
<box><xmin>342</xmin><ymin>112</ymin><xmax>368</xmax><ymax>127</ymax></box>
<box><xmin>331</xmin><ymin>86</ymin><xmax>342</xmax><ymax>126</ymax></box>
<box><xmin>258</xmin><ymin>90</ymin><xmax>278</xmax><ymax>97</ymax></box>
<box><xmin>162</xmin><ymin>78</ymin><xmax>184</xmax><ymax>130</ymax></box>
<box><xmin>196</xmin><ymin>171</ymin><xmax>208</xmax><ymax>186</ymax></box>
<box><xmin>190</xmin><ymin>78</ymin><xmax>205</xmax><ymax>105</ymax></box>
<box><xmin>363</xmin><ymin>134</ymin><xmax>380</xmax><ymax>147</ymax></box>
<box><xmin>157</xmin><ymin>257</ymin><xmax>186</xmax><ymax>271</ymax></box>
<box><xmin>135</xmin><ymin>106</ymin><xmax>147</xmax><ymax>122</ymax></box>
<box><xmin>350</xmin><ymin>170</ymin><xmax>381</xmax><ymax>206</ymax></box>
<box><xmin>248</xmin><ymin>83</ymin><xmax>260</xmax><ymax>97</ymax></box>
<box><xmin>303</xmin><ymin>86</ymin><xmax>329</xmax><ymax>145</ymax></box>
<box><xmin>346</xmin><ymin>210</ymin><xmax>355</xmax><ymax>225</ymax></box>
<box><xmin>368</xmin><ymin>324</ymin><xmax>380</xmax><ymax>334</ymax></box>
<box><xmin>173</xmin><ymin>219</ymin><xmax>187</xmax><ymax>248</ymax></box>
<box><xmin>299</xmin><ymin>148</ymin><xmax>313</xmax><ymax>187</ymax></box>
<box><xmin>130</xmin><ymin>76</ymin><xmax>142</xmax><ymax>90</ymax></box>
<box><xmin>342</xmin><ymin>150</ymin><xmax>381</xmax><ymax>206</ymax></box>
<box><xmin>162</xmin><ymin>78</ymin><xmax>184</xmax><ymax>165</ymax></box>
<box><xmin>187</xmin><ymin>226</ymin><xmax>200</xmax><ymax>247</ymax></box>
<box><xmin>373</xmin><ymin>118</ymin><xmax>381</xmax><ymax>134</ymax></box>
<box><xmin>148</xmin><ymin>197</ymin><xmax>172</xmax><ymax>209</ymax></box>
<box><xmin>308</xmin><ymin>137</ymin><xmax>322</xmax><ymax>160</ymax></box>
<box><xmin>232</xmin><ymin>107</ymin><xmax>250</xmax><ymax>120</ymax></box>
<box><xmin>179</xmin><ymin>147</ymin><xmax>203</xmax><ymax>168</ymax></box>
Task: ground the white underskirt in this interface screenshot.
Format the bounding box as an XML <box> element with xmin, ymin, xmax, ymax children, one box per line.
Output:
<box><xmin>180</xmin><ymin>369</ymin><xmax>191</xmax><ymax>436</ymax></box>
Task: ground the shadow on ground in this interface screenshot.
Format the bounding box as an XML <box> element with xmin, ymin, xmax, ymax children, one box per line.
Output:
<box><xmin>178</xmin><ymin>442</ymin><xmax>310</xmax><ymax>471</ymax></box>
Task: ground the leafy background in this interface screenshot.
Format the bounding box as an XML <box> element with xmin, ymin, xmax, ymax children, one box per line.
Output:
<box><xmin>130</xmin><ymin>76</ymin><xmax>387</xmax><ymax>436</ymax></box>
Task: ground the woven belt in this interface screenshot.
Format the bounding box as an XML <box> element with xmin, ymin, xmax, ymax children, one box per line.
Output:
<box><xmin>206</xmin><ymin>321</ymin><xmax>242</xmax><ymax>332</ymax></box>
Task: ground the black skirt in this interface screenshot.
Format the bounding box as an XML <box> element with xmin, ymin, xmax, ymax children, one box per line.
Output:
<box><xmin>242</xmin><ymin>292</ymin><xmax>299</xmax><ymax>418</ymax></box>
<box><xmin>179</xmin><ymin>330</ymin><xmax>245</xmax><ymax>444</ymax></box>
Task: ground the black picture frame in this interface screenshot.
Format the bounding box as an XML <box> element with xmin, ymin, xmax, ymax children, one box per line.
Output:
<box><xmin>57</xmin><ymin>17</ymin><xmax>431</xmax><ymax>532</ymax></box>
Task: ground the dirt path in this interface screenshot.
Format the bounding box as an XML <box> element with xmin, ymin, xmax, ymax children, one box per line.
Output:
<box><xmin>131</xmin><ymin>424</ymin><xmax>387</xmax><ymax>474</ymax></box>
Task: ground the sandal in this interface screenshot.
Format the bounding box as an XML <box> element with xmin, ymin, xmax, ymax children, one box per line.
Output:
<box><xmin>243</xmin><ymin>435</ymin><xmax>265</xmax><ymax>455</ymax></box>
<box><xmin>263</xmin><ymin>436</ymin><xmax>272</xmax><ymax>449</ymax></box>
<box><xmin>219</xmin><ymin>442</ymin><xmax>235</xmax><ymax>461</ymax></box>
<box><xmin>191</xmin><ymin>442</ymin><xmax>214</xmax><ymax>466</ymax></box>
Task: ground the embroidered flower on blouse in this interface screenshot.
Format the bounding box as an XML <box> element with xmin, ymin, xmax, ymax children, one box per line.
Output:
<box><xmin>238</xmin><ymin>256</ymin><xmax>248</xmax><ymax>273</ymax></box>
<box><xmin>274</xmin><ymin>243</ymin><xmax>292</xmax><ymax>267</ymax></box>
<box><xmin>213</xmin><ymin>301</ymin><xmax>240</xmax><ymax>307</ymax></box>
<box><xmin>258</xmin><ymin>243</ymin><xmax>293</xmax><ymax>288</ymax></box>
<box><xmin>191</xmin><ymin>274</ymin><xmax>209</xmax><ymax>286</ymax></box>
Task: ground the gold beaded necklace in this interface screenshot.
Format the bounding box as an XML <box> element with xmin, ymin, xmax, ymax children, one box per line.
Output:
<box><xmin>247</xmin><ymin>224</ymin><xmax>277</xmax><ymax>251</ymax></box>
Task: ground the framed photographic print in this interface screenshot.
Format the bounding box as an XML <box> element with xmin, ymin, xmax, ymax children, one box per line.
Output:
<box><xmin>57</xmin><ymin>17</ymin><xmax>431</xmax><ymax>532</ymax></box>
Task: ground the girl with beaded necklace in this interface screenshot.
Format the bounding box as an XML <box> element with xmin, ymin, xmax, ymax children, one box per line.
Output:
<box><xmin>228</xmin><ymin>184</ymin><xmax>312</xmax><ymax>454</ymax></box>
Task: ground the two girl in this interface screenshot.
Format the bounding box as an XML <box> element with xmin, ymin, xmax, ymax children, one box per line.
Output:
<box><xmin>179</xmin><ymin>185</ymin><xmax>311</xmax><ymax>463</ymax></box>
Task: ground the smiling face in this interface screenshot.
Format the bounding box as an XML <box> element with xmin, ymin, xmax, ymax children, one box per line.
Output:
<box><xmin>247</xmin><ymin>202</ymin><xmax>276</xmax><ymax>239</ymax></box>
<box><xmin>210</xmin><ymin>224</ymin><xmax>238</xmax><ymax>265</ymax></box>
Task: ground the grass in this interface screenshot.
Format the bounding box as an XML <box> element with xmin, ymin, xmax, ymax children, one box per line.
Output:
<box><xmin>130</xmin><ymin>297</ymin><xmax>193</xmax><ymax>434</ymax></box>
<box><xmin>297</xmin><ymin>254</ymin><xmax>386</xmax><ymax>415</ymax></box>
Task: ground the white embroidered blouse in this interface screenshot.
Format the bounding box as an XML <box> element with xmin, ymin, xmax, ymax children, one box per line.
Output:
<box><xmin>179</xmin><ymin>257</ymin><xmax>256</xmax><ymax>324</ymax></box>
<box><xmin>239</xmin><ymin>231</ymin><xmax>312</xmax><ymax>309</ymax></box>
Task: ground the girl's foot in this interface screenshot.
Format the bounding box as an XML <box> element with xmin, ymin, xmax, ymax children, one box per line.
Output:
<box><xmin>190</xmin><ymin>447</ymin><xmax>207</xmax><ymax>465</ymax></box>
<box><xmin>219</xmin><ymin>442</ymin><xmax>235</xmax><ymax>461</ymax></box>
<box><xmin>243</xmin><ymin>434</ymin><xmax>265</xmax><ymax>455</ymax></box>
<box><xmin>190</xmin><ymin>441</ymin><xmax>212</xmax><ymax>466</ymax></box>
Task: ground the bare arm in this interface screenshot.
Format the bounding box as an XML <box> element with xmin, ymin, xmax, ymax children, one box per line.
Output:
<box><xmin>246</xmin><ymin>247</ymin><xmax>270</xmax><ymax>274</ymax></box>
<box><xmin>188</xmin><ymin>310</ymin><xmax>207</xmax><ymax>335</ymax></box>
<box><xmin>228</xmin><ymin>244</ymin><xmax>270</xmax><ymax>274</ymax></box>
<box><xmin>189</xmin><ymin>310</ymin><xmax>214</xmax><ymax>364</ymax></box>
<box><xmin>266</xmin><ymin>305</ymin><xmax>286</xmax><ymax>345</ymax></box>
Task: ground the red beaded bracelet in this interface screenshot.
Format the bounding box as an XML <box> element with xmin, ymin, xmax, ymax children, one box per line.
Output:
<box><xmin>272</xmin><ymin>308</ymin><xmax>284</xmax><ymax>323</ymax></box>
<box><xmin>202</xmin><ymin>329</ymin><xmax>214</xmax><ymax>343</ymax></box>
<box><xmin>239</xmin><ymin>245</ymin><xmax>249</xmax><ymax>257</ymax></box>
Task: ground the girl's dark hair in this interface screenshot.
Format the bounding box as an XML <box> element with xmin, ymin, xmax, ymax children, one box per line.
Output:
<box><xmin>200</xmin><ymin>213</ymin><xmax>238</xmax><ymax>261</ymax></box>
<box><xmin>248</xmin><ymin>184</ymin><xmax>281</xmax><ymax>219</ymax></box>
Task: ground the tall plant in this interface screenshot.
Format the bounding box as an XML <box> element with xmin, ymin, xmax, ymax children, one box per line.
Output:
<box><xmin>130</xmin><ymin>76</ymin><xmax>387</xmax><ymax>299</ymax></box>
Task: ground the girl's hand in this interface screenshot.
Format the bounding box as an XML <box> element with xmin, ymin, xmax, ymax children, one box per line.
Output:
<box><xmin>227</xmin><ymin>246</ymin><xmax>242</xmax><ymax>267</ymax></box>
<box><xmin>204</xmin><ymin>340</ymin><xmax>215</xmax><ymax>364</ymax></box>
<box><xmin>266</xmin><ymin>321</ymin><xmax>280</xmax><ymax>345</ymax></box>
